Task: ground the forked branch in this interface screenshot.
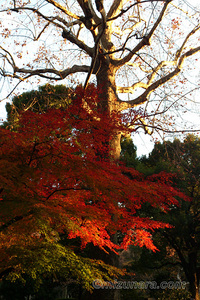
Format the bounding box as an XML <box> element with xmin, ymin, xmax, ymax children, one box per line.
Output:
<box><xmin>112</xmin><ymin>0</ymin><xmax>172</xmax><ymax>67</ymax></box>
<box><xmin>116</xmin><ymin>46</ymin><xmax>200</xmax><ymax>111</ymax></box>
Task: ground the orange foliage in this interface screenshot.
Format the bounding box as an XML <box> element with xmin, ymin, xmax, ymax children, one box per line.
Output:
<box><xmin>0</xmin><ymin>86</ymin><xmax>188</xmax><ymax>279</ymax></box>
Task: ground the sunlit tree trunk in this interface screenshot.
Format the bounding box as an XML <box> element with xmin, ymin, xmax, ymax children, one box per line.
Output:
<box><xmin>96</xmin><ymin>62</ymin><xmax>122</xmax><ymax>161</ymax></box>
<box><xmin>1</xmin><ymin>1</ymin><xmax>200</xmax><ymax>299</ymax></box>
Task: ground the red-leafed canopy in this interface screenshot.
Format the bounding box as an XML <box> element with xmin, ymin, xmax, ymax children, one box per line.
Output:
<box><xmin>0</xmin><ymin>86</ymin><xmax>188</xmax><ymax>289</ymax></box>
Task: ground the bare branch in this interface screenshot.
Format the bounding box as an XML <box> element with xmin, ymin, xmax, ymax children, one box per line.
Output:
<box><xmin>0</xmin><ymin>0</ymin><xmax>199</xmax><ymax>146</ymax></box>
<box><xmin>83</xmin><ymin>0</ymin><xmax>107</xmax><ymax>88</ymax></box>
<box><xmin>46</xmin><ymin>0</ymin><xmax>81</xmax><ymax>20</ymax></box>
<box><xmin>135</xmin><ymin>125</ymin><xmax>200</xmax><ymax>134</ymax></box>
<box><xmin>77</xmin><ymin>0</ymin><xmax>100</xmax><ymax>24</ymax></box>
<box><xmin>54</xmin><ymin>16</ymin><xmax>81</xmax><ymax>28</ymax></box>
<box><xmin>0</xmin><ymin>48</ymin><xmax>91</xmax><ymax>81</ymax></box>
<box><xmin>17</xmin><ymin>7</ymin><xmax>81</xmax><ymax>29</ymax></box>
<box><xmin>112</xmin><ymin>0</ymin><xmax>171</xmax><ymax>67</ymax></box>
<box><xmin>107</xmin><ymin>0</ymin><xmax>127</xmax><ymax>19</ymax></box>
<box><xmin>14</xmin><ymin>65</ymin><xmax>91</xmax><ymax>80</ymax></box>
<box><xmin>108</xmin><ymin>0</ymin><xmax>171</xmax><ymax>22</ymax></box>
<box><xmin>117</xmin><ymin>59</ymin><xmax>177</xmax><ymax>95</ymax></box>
<box><xmin>117</xmin><ymin>24</ymin><xmax>200</xmax><ymax>96</ymax></box>
<box><xmin>62</xmin><ymin>29</ymin><xmax>93</xmax><ymax>57</ymax></box>
<box><xmin>0</xmin><ymin>46</ymin><xmax>16</xmax><ymax>69</ymax></box>
<box><xmin>116</xmin><ymin>46</ymin><xmax>200</xmax><ymax>111</ymax></box>
<box><xmin>176</xmin><ymin>24</ymin><xmax>200</xmax><ymax>59</ymax></box>
<box><xmin>34</xmin><ymin>21</ymin><xmax>51</xmax><ymax>41</ymax></box>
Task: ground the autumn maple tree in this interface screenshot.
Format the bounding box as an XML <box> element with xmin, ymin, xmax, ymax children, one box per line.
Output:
<box><xmin>0</xmin><ymin>85</ymin><xmax>188</xmax><ymax>295</ymax></box>
<box><xmin>0</xmin><ymin>0</ymin><xmax>200</xmax><ymax>158</ymax></box>
<box><xmin>0</xmin><ymin>0</ymin><xmax>199</xmax><ymax>298</ymax></box>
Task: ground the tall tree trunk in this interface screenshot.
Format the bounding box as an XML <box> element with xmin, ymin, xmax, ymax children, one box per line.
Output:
<box><xmin>96</xmin><ymin>62</ymin><xmax>122</xmax><ymax>161</ymax></box>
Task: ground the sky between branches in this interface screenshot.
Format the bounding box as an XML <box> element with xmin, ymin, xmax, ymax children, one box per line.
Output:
<box><xmin>0</xmin><ymin>0</ymin><xmax>200</xmax><ymax>156</ymax></box>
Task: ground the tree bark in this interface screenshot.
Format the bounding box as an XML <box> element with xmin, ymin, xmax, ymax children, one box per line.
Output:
<box><xmin>189</xmin><ymin>276</ymin><xmax>199</xmax><ymax>300</ymax></box>
<box><xmin>187</xmin><ymin>253</ymin><xmax>200</xmax><ymax>300</ymax></box>
<box><xmin>96</xmin><ymin>61</ymin><xmax>122</xmax><ymax>161</ymax></box>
